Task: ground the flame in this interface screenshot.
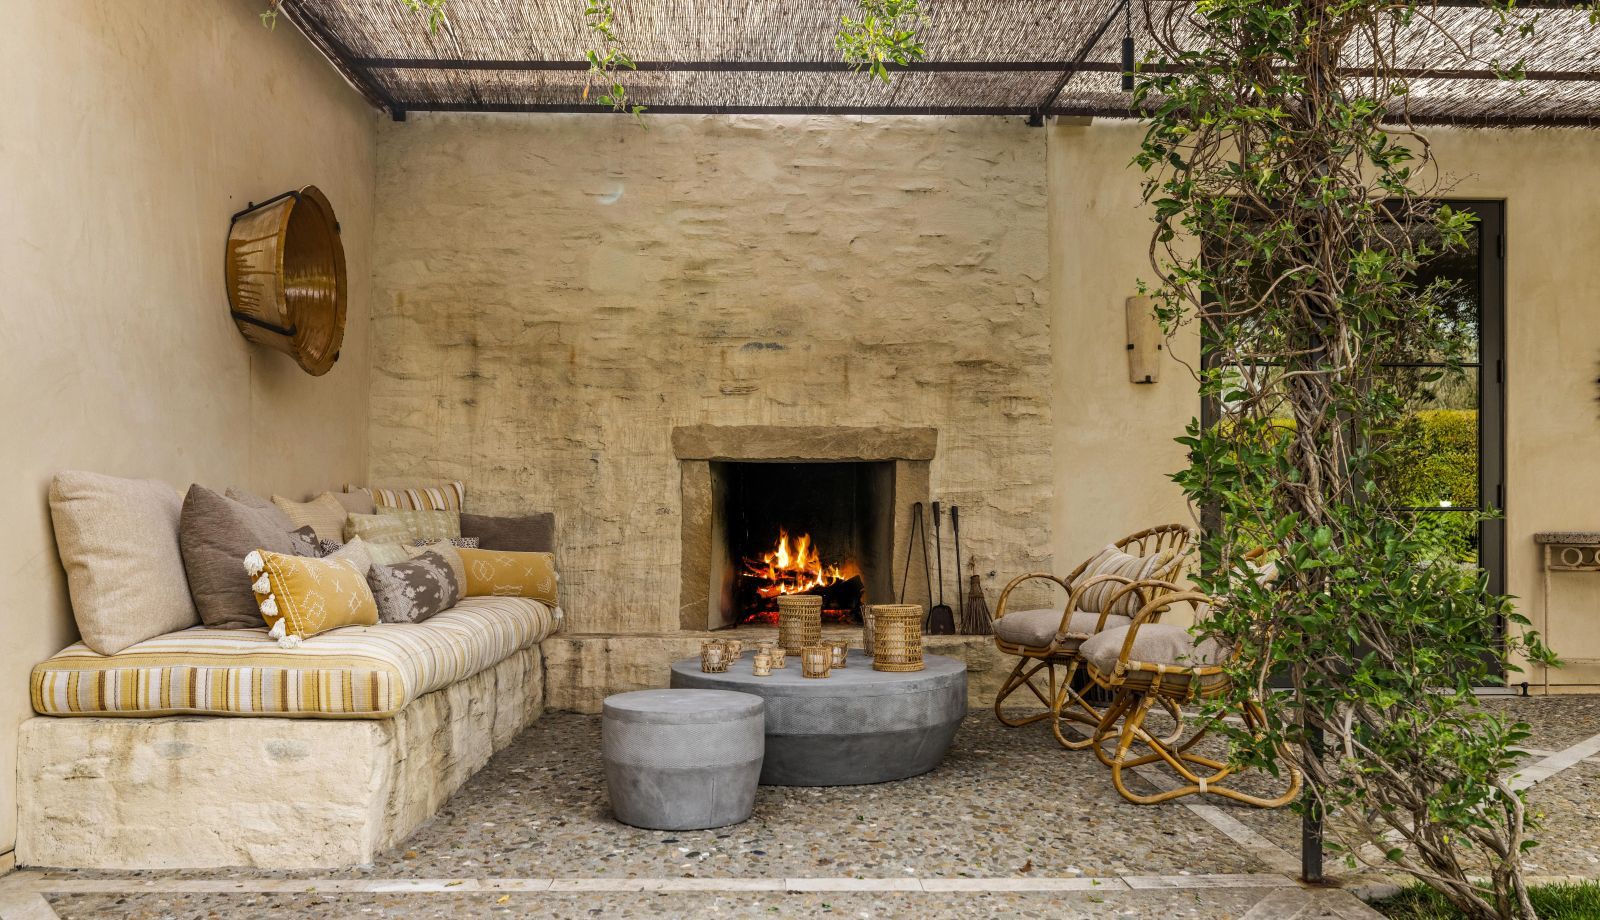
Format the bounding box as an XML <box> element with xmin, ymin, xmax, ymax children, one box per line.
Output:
<box><xmin>742</xmin><ymin>529</ymin><xmax>858</xmax><ymax>600</ymax></box>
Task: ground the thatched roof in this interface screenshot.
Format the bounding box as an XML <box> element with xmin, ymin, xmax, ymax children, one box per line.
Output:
<box><xmin>281</xmin><ymin>0</ymin><xmax>1600</xmax><ymax>126</ymax></box>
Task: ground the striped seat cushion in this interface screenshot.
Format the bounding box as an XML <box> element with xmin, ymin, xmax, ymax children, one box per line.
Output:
<box><xmin>32</xmin><ymin>596</ymin><xmax>560</xmax><ymax>719</ymax></box>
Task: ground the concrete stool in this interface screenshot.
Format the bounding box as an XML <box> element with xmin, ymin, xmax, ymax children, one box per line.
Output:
<box><xmin>601</xmin><ymin>689</ymin><xmax>765</xmax><ymax>830</ymax></box>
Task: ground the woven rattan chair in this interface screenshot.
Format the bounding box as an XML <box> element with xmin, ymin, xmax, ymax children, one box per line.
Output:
<box><xmin>1080</xmin><ymin>590</ymin><xmax>1302</xmax><ymax>808</ymax></box>
<box><xmin>990</xmin><ymin>525</ymin><xmax>1192</xmax><ymax>749</ymax></box>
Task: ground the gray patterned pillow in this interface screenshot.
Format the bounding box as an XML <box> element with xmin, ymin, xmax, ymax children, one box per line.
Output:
<box><xmin>366</xmin><ymin>551</ymin><xmax>460</xmax><ymax>624</ymax></box>
<box><xmin>410</xmin><ymin>536</ymin><xmax>479</xmax><ymax>549</ymax></box>
<box><xmin>289</xmin><ymin>524</ymin><xmax>343</xmax><ymax>558</ymax></box>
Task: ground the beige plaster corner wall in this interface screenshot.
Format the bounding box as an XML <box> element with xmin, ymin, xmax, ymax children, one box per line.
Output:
<box><xmin>1045</xmin><ymin>120</ymin><xmax>1600</xmax><ymax>676</ymax></box>
<box><xmin>1047</xmin><ymin>122</ymin><xmax>1199</xmax><ymax>582</ymax></box>
<box><xmin>0</xmin><ymin>0</ymin><xmax>378</xmax><ymax>856</ymax></box>
<box><xmin>370</xmin><ymin>114</ymin><xmax>1052</xmax><ymax>635</ymax></box>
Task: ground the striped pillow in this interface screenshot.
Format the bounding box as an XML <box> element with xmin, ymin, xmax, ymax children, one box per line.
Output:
<box><xmin>344</xmin><ymin>481</ymin><xmax>464</xmax><ymax>512</ymax></box>
<box><xmin>1077</xmin><ymin>546</ymin><xmax>1178</xmax><ymax>616</ymax></box>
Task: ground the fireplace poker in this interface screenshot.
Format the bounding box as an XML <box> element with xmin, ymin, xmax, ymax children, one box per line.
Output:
<box><xmin>928</xmin><ymin>502</ymin><xmax>956</xmax><ymax>635</ymax></box>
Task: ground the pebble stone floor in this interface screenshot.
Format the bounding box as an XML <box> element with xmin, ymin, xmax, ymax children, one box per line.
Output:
<box><xmin>6</xmin><ymin>696</ymin><xmax>1599</xmax><ymax>919</ymax></box>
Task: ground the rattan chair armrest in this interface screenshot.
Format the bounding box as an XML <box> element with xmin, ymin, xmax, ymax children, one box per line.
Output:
<box><xmin>1114</xmin><ymin>589</ymin><xmax>1214</xmax><ymax>669</ymax></box>
<box><xmin>1063</xmin><ymin>573</ymin><xmax>1138</xmax><ymax>635</ymax></box>
<box><xmin>993</xmin><ymin>572</ymin><xmax>1071</xmax><ymax>623</ymax></box>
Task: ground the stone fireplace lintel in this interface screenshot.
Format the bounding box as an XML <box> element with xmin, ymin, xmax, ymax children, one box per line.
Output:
<box><xmin>672</xmin><ymin>425</ymin><xmax>937</xmax><ymax>462</ymax></box>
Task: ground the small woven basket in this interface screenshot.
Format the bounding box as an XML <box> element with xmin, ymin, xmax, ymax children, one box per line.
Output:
<box><xmin>700</xmin><ymin>640</ymin><xmax>731</xmax><ymax>673</ymax></box>
<box><xmin>826</xmin><ymin>638</ymin><xmax>851</xmax><ymax>669</ymax></box>
<box><xmin>800</xmin><ymin>644</ymin><xmax>833</xmax><ymax>679</ymax></box>
<box><xmin>777</xmin><ymin>595</ymin><xmax>823</xmax><ymax>654</ymax></box>
<box><xmin>866</xmin><ymin>604</ymin><xmax>925</xmax><ymax>672</ymax></box>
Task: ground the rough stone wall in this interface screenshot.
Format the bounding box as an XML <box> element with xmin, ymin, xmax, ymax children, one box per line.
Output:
<box><xmin>371</xmin><ymin>115</ymin><xmax>1051</xmax><ymax>634</ymax></box>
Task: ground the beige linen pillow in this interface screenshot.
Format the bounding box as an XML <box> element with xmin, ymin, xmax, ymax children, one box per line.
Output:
<box><xmin>272</xmin><ymin>492</ymin><xmax>347</xmax><ymax>542</ymax></box>
<box><xmin>49</xmin><ymin>471</ymin><xmax>199</xmax><ymax>655</ymax></box>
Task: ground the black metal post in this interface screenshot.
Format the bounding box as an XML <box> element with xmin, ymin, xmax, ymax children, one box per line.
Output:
<box><xmin>1301</xmin><ymin>725</ymin><xmax>1324</xmax><ymax>883</ymax></box>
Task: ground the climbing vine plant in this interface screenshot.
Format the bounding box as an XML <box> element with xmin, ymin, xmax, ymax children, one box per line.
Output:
<box><xmin>835</xmin><ymin>0</ymin><xmax>926</xmax><ymax>82</ymax></box>
<box><xmin>583</xmin><ymin>0</ymin><xmax>645</xmax><ymax>120</ymax></box>
<box><xmin>1132</xmin><ymin>1</ymin><xmax>1594</xmax><ymax>917</ymax></box>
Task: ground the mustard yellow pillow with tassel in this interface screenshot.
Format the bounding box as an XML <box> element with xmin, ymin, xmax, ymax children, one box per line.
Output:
<box><xmin>456</xmin><ymin>548</ymin><xmax>558</xmax><ymax>603</ymax></box>
<box><xmin>245</xmin><ymin>547</ymin><xmax>378</xmax><ymax>647</ymax></box>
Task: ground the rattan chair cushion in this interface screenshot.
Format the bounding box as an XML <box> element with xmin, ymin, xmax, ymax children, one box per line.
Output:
<box><xmin>1080</xmin><ymin>623</ymin><xmax>1229</xmax><ymax>689</ymax></box>
<box><xmin>993</xmin><ymin>608</ymin><xmax>1132</xmax><ymax>648</ymax></box>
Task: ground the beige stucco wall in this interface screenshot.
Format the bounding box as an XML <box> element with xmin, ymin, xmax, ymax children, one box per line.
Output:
<box><xmin>1048</xmin><ymin>122</ymin><xmax>1200</xmax><ymax>579</ymax></box>
<box><xmin>0</xmin><ymin>0</ymin><xmax>377</xmax><ymax>856</ymax></box>
<box><xmin>369</xmin><ymin>114</ymin><xmax>1052</xmax><ymax>635</ymax></box>
<box><xmin>1046</xmin><ymin>120</ymin><xmax>1600</xmax><ymax>681</ymax></box>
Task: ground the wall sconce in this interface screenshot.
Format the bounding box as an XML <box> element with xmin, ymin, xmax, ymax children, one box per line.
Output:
<box><xmin>1125</xmin><ymin>295</ymin><xmax>1163</xmax><ymax>384</ymax></box>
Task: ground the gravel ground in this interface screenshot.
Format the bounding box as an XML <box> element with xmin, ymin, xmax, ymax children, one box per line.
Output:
<box><xmin>21</xmin><ymin>694</ymin><xmax>1600</xmax><ymax>918</ymax></box>
<box><xmin>43</xmin><ymin>888</ymin><xmax>1281</xmax><ymax>920</ymax></box>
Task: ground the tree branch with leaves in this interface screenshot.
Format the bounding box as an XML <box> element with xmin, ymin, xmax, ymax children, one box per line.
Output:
<box><xmin>1133</xmin><ymin>1</ymin><xmax>1592</xmax><ymax>917</ymax></box>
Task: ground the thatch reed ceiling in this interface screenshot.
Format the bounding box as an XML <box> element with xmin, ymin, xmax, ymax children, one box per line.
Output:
<box><xmin>281</xmin><ymin>1</ymin><xmax>1600</xmax><ymax>126</ymax></box>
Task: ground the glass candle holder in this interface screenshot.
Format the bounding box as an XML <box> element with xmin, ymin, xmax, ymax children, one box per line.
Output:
<box><xmin>751</xmin><ymin>652</ymin><xmax>773</xmax><ymax>677</ymax></box>
<box><xmin>722</xmin><ymin>638</ymin><xmax>744</xmax><ymax>661</ymax></box>
<box><xmin>700</xmin><ymin>640</ymin><xmax>730</xmax><ymax>673</ymax></box>
<box><xmin>768</xmin><ymin>646</ymin><xmax>787</xmax><ymax>670</ymax></box>
<box><xmin>827</xmin><ymin>638</ymin><xmax>850</xmax><ymax>668</ymax></box>
<box><xmin>800</xmin><ymin>644</ymin><xmax>832</xmax><ymax>679</ymax></box>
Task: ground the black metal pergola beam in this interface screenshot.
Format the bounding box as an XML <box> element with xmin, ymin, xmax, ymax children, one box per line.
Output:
<box><xmin>354</xmin><ymin>58</ymin><xmax>1079</xmax><ymax>72</ymax></box>
<box><xmin>356</xmin><ymin>56</ymin><xmax>1600</xmax><ymax>84</ymax></box>
<box><xmin>387</xmin><ymin>99</ymin><xmax>1599</xmax><ymax>128</ymax></box>
<box><xmin>1035</xmin><ymin>0</ymin><xmax>1132</xmax><ymax>121</ymax></box>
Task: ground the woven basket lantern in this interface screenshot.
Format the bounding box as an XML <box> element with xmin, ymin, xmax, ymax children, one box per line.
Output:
<box><xmin>700</xmin><ymin>640</ymin><xmax>731</xmax><ymax>673</ymax></box>
<box><xmin>800</xmin><ymin>644</ymin><xmax>833</xmax><ymax>679</ymax></box>
<box><xmin>866</xmin><ymin>604</ymin><xmax>925</xmax><ymax>672</ymax></box>
<box><xmin>777</xmin><ymin>595</ymin><xmax>823</xmax><ymax>654</ymax></box>
<box><xmin>225</xmin><ymin>186</ymin><xmax>347</xmax><ymax>376</ymax></box>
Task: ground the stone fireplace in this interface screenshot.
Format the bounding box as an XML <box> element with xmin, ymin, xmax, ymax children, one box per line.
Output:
<box><xmin>675</xmin><ymin>425</ymin><xmax>934</xmax><ymax>632</ymax></box>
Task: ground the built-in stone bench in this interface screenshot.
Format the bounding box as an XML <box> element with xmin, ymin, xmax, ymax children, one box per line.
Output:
<box><xmin>17</xmin><ymin>649</ymin><xmax>543</xmax><ymax>870</ymax></box>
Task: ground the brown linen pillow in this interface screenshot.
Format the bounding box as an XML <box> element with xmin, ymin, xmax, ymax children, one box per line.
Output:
<box><xmin>367</xmin><ymin>551</ymin><xmax>460</xmax><ymax>624</ymax></box>
<box><xmin>330</xmin><ymin>490</ymin><xmax>376</xmax><ymax>516</ymax></box>
<box><xmin>459</xmin><ymin>512</ymin><xmax>556</xmax><ymax>553</ymax></box>
<box><xmin>180</xmin><ymin>485</ymin><xmax>298</xmax><ymax>629</ymax></box>
<box><xmin>49</xmin><ymin>471</ymin><xmax>199</xmax><ymax>655</ymax></box>
<box><xmin>224</xmin><ymin>487</ymin><xmax>295</xmax><ymax>531</ymax></box>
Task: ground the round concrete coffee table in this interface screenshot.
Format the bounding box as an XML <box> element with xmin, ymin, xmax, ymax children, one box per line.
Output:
<box><xmin>669</xmin><ymin>651</ymin><xmax>966</xmax><ymax>786</ymax></box>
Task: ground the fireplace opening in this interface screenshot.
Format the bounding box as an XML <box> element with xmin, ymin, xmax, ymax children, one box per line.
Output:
<box><xmin>710</xmin><ymin>461</ymin><xmax>895</xmax><ymax>628</ymax></box>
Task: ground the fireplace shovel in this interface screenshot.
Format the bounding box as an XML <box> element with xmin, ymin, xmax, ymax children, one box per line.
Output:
<box><xmin>927</xmin><ymin>502</ymin><xmax>957</xmax><ymax>635</ymax></box>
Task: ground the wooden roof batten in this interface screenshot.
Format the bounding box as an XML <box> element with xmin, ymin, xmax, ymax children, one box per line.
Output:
<box><xmin>279</xmin><ymin>0</ymin><xmax>1600</xmax><ymax>127</ymax></box>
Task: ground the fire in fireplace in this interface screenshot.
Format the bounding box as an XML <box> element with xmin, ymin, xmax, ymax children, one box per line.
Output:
<box><xmin>739</xmin><ymin>529</ymin><xmax>864</xmax><ymax>624</ymax></box>
<box><xmin>709</xmin><ymin>461</ymin><xmax>895</xmax><ymax>628</ymax></box>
